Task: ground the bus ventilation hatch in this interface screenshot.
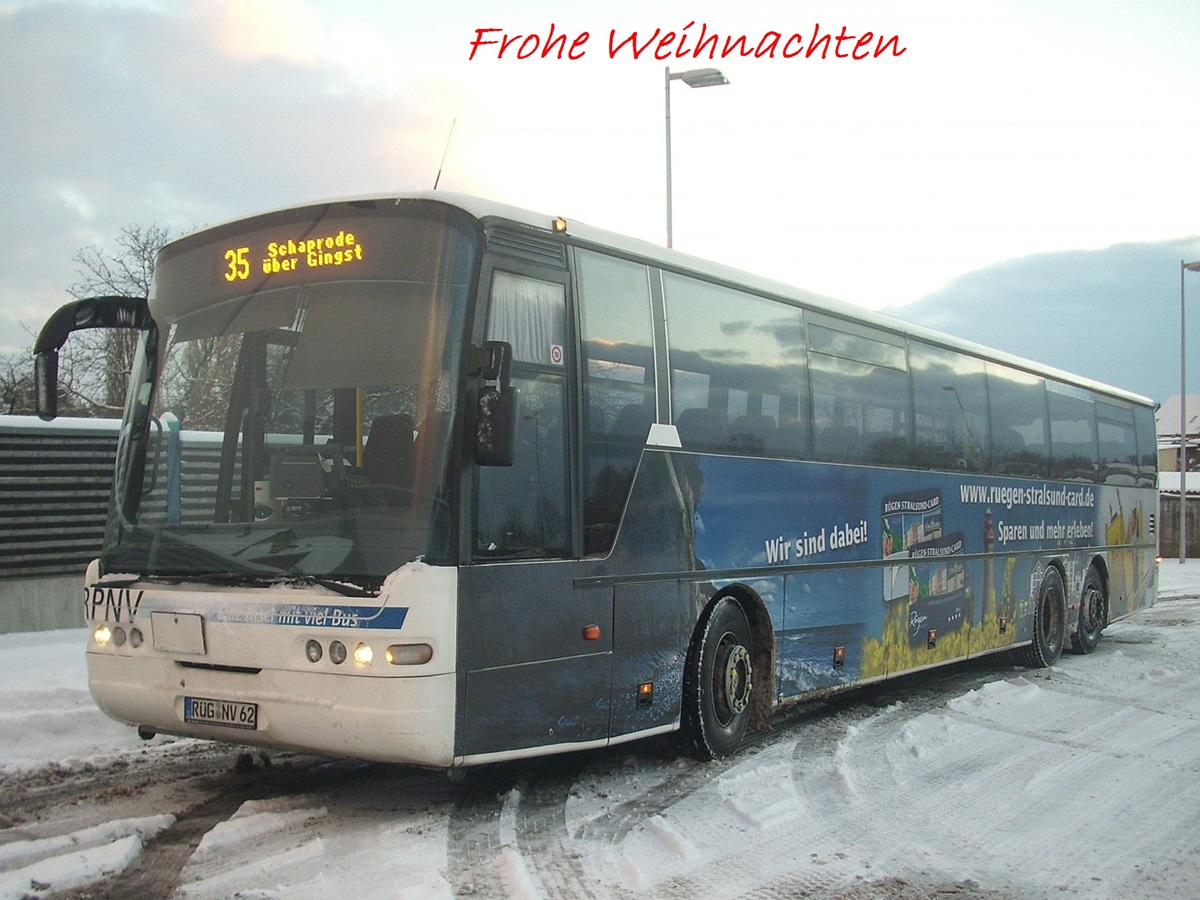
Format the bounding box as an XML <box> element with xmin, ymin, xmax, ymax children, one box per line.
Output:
<box><xmin>487</xmin><ymin>227</ymin><xmax>567</xmax><ymax>268</ymax></box>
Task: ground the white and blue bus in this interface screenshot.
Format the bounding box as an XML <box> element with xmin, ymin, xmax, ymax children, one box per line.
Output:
<box><xmin>34</xmin><ymin>193</ymin><xmax>1158</xmax><ymax>770</ymax></box>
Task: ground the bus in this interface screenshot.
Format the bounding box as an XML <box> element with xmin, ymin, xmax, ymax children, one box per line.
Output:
<box><xmin>34</xmin><ymin>192</ymin><xmax>1158</xmax><ymax>770</ymax></box>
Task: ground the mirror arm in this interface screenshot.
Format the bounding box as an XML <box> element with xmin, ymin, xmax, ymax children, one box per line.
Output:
<box><xmin>33</xmin><ymin>295</ymin><xmax>152</xmax><ymax>421</ymax></box>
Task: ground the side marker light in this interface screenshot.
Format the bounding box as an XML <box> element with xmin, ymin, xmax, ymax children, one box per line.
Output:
<box><xmin>636</xmin><ymin>681</ymin><xmax>654</xmax><ymax>709</ymax></box>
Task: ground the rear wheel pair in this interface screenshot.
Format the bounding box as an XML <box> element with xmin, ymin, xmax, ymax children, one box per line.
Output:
<box><xmin>1016</xmin><ymin>564</ymin><xmax>1107</xmax><ymax>668</ymax></box>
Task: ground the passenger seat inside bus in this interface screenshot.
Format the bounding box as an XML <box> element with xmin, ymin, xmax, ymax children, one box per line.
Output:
<box><xmin>362</xmin><ymin>413</ymin><xmax>415</xmax><ymax>486</ymax></box>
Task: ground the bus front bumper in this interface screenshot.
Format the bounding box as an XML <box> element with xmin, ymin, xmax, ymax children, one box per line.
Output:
<box><xmin>86</xmin><ymin>651</ymin><xmax>457</xmax><ymax>768</ymax></box>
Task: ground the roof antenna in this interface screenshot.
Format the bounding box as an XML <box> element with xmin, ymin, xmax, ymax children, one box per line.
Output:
<box><xmin>433</xmin><ymin>118</ymin><xmax>456</xmax><ymax>190</ymax></box>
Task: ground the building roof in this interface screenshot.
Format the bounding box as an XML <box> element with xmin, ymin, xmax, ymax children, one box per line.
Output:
<box><xmin>1157</xmin><ymin>394</ymin><xmax>1200</xmax><ymax>437</ymax></box>
<box><xmin>1159</xmin><ymin>471</ymin><xmax>1200</xmax><ymax>496</ymax></box>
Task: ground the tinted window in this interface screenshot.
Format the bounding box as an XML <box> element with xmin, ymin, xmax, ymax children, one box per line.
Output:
<box><xmin>1133</xmin><ymin>402</ymin><xmax>1158</xmax><ymax>488</ymax></box>
<box><xmin>577</xmin><ymin>250</ymin><xmax>656</xmax><ymax>554</ymax></box>
<box><xmin>663</xmin><ymin>273</ymin><xmax>810</xmax><ymax>458</ymax></box>
<box><xmin>1047</xmin><ymin>382</ymin><xmax>1098</xmax><ymax>482</ymax></box>
<box><xmin>987</xmin><ymin>364</ymin><xmax>1048</xmax><ymax>477</ymax></box>
<box><xmin>808</xmin><ymin>320</ymin><xmax>910</xmax><ymax>466</ymax></box>
<box><xmin>1096</xmin><ymin>397</ymin><xmax>1138</xmax><ymax>485</ymax></box>
<box><xmin>910</xmin><ymin>342</ymin><xmax>989</xmax><ymax>472</ymax></box>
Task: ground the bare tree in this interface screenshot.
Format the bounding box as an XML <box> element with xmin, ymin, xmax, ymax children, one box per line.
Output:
<box><xmin>0</xmin><ymin>349</ymin><xmax>35</xmax><ymax>414</ymax></box>
<box><xmin>63</xmin><ymin>224</ymin><xmax>173</xmax><ymax>415</ymax></box>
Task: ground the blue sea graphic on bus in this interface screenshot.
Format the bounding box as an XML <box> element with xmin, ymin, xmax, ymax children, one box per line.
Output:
<box><xmin>776</xmin><ymin>623</ymin><xmax>862</xmax><ymax>695</ymax></box>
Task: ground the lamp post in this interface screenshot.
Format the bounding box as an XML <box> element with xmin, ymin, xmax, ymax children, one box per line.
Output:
<box><xmin>1180</xmin><ymin>260</ymin><xmax>1200</xmax><ymax>563</ymax></box>
<box><xmin>665</xmin><ymin>66</ymin><xmax>728</xmax><ymax>248</ymax></box>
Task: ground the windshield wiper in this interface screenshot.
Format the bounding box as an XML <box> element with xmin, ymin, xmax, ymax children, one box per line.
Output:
<box><xmin>291</xmin><ymin>574</ymin><xmax>379</xmax><ymax>597</ymax></box>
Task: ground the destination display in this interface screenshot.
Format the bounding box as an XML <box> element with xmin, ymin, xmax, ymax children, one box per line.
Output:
<box><xmin>219</xmin><ymin>228</ymin><xmax>366</xmax><ymax>284</ymax></box>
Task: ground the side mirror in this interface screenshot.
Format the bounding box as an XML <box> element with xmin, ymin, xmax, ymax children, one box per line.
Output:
<box><xmin>34</xmin><ymin>351</ymin><xmax>58</xmax><ymax>421</ymax></box>
<box><xmin>474</xmin><ymin>340</ymin><xmax>518</xmax><ymax>467</ymax></box>
<box><xmin>32</xmin><ymin>295</ymin><xmax>151</xmax><ymax>421</ymax></box>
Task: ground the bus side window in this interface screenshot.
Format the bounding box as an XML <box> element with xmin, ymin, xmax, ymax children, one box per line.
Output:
<box><xmin>1095</xmin><ymin>398</ymin><xmax>1137</xmax><ymax>486</ymax></box>
<box><xmin>1047</xmin><ymin>381</ymin><xmax>1099</xmax><ymax>482</ymax></box>
<box><xmin>474</xmin><ymin>271</ymin><xmax>570</xmax><ymax>558</ymax></box>
<box><xmin>987</xmin><ymin>364</ymin><xmax>1049</xmax><ymax>477</ymax></box>
<box><xmin>577</xmin><ymin>250</ymin><xmax>657</xmax><ymax>555</ymax></box>
<box><xmin>910</xmin><ymin>342</ymin><xmax>989</xmax><ymax>472</ymax></box>
<box><xmin>808</xmin><ymin>320</ymin><xmax>910</xmax><ymax>467</ymax></box>
<box><xmin>662</xmin><ymin>273</ymin><xmax>810</xmax><ymax>459</ymax></box>
<box><xmin>1133</xmin><ymin>403</ymin><xmax>1158</xmax><ymax>488</ymax></box>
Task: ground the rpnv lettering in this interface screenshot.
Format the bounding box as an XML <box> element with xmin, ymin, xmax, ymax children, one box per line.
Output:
<box><xmin>85</xmin><ymin>586</ymin><xmax>144</xmax><ymax>623</ymax></box>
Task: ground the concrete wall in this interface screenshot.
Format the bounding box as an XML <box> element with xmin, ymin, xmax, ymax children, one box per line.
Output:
<box><xmin>0</xmin><ymin>575</ymin><xmax>84</xmax><ymax>634</ymax></box>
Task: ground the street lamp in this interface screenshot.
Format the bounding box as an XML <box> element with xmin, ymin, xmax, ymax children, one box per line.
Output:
<box><xmin>665</xmin><ymin>66</ymin><xmax>728</xmax><ymax>248</ymax></box>
<box><xmin>1180</xmin><ymin>259</ymin><xmax>1200</xmax><ymax>563</ymax></box>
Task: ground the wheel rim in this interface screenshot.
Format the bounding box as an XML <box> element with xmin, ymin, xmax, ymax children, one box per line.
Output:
<box><xmin>1082</xmin><ymin>585</ymin><xmax>1102</xmax><ymax>633</ymax></box>
<box><xmin>713</xmin><ymin>631</ymin><xmax>753</xmax><ymax>727</ymax></box>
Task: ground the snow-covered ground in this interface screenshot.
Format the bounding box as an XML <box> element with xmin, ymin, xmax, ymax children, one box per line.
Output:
<box><xmin>3</xmin><ymin>562</ymin><xmax>1200</xmax><ymax>899</ymax></box>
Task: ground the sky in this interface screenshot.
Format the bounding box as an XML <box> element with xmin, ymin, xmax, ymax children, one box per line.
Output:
<box><xmin>1</xmin><ymin>0</ymin><xmax>1199</xmax><ymax>402</ymax></box>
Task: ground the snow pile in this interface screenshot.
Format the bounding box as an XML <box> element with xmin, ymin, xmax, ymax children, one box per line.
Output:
<box><xmin>0</xmin><ymin>816</ymin><xmax>174</xmax><ymax>900</ymax></box>
<box><xmin>0</xmin><ymin>629</ymin><xmax>157</xmax><ymax>776</ymax></box>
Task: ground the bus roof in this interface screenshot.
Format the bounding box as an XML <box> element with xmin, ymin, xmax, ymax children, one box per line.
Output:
<box><xmin>171</xmin><ymin>190</ymin><xmax>1154</xmax><ymax>409</ymax></box>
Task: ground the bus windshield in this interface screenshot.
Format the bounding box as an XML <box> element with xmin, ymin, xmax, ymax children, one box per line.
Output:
<box><xmin>102</xmin><ymin>202</ymin><xmax>477</xmax><ymax>589</ymax></box>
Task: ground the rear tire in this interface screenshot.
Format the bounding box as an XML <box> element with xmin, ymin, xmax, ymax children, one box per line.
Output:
<box><xmin>679</xmin><ymin>598</ymin><xmax>755</xmax><ymax>760</ymax></box>
<box><xmin>1015</xmin><ymin>566</ymin><xmax>1067</xmax><ymax>668</ymax></box>
<box><xmin>1070</xmin><ymin>565</ymin><xmax>1107</xmax><ymax>654</ymax></box>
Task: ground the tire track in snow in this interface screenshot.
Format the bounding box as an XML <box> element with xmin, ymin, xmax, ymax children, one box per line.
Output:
<box><xmin>42</xmin><ymin>752</ymin><xmax>350</xmax><ymax>900</ymax></box>
<box><xmin>444</xmin><ymin>762</ymin><xmax>526</xmax><ymax>897</ymax></box>
<box><xmin>512</xmin><ymin>755</ymin><xmax>602</xmax><ymax>899</ymax></box>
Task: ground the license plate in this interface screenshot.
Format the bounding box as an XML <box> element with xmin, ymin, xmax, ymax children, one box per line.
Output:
<box><xmin>184</xmin><ymin>696</ymin><xmax>258</xmax><ymax>730</ymax></box>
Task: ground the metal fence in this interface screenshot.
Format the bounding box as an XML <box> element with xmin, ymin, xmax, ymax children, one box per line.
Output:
<box><xmin>0</xmin><ymin>416</ymin><xmax>231</xmax><ymax>580</ymax></box>
<box><xmin>0</xmin><ymin>416</ymin><xmax>119</xmax><ymax>579</ymax></box>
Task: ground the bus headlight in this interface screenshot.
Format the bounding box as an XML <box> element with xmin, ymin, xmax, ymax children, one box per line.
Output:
<box><xmin>352</xmin><ymin>642</ymin><xmax>373</xmax><ymax>666</ymax></box>
<box><xmin>385</xmin><ymin>643</ymin><xmax>433</xmax><ymax>666</ymax></box>
<box><xmin>305</xmin><ymin>640</ymin><xmax>323</xmax><ymax>663</ymax></box>
<box><xmin>94</xmin><ymin>625</ymin><xmax>112</xmax><ymax>646</ymax></box>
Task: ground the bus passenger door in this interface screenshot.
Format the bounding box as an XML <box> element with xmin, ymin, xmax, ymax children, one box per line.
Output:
<box><xmin>459</xmin><ymin>265</ymin><xmax>614</xmax><ymax>759</ymax></box>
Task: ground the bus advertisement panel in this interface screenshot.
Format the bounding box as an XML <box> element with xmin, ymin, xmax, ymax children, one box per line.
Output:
<box><xmin>687</xmin><ymin>453</ymin><xmax>1153</xmax><ymax>698</ymax></box>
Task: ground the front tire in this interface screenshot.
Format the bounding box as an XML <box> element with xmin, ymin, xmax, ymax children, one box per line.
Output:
<box><xmin>680</xmin><ymin>598</ymin><xmax>755</xmax><ymax>760</ymax></box>
<box><xmin>1016</xmin><ymin>566</ymin><xmax>1067</xmax><ymax>668</ymax></box>
<box><xmin>1070</xmin><ymin>565</ymin><xmax>1107</xmax><ymax>654</ymax></box>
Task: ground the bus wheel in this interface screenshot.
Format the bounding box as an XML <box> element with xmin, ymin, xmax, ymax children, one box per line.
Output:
<box><xmin>682</xmin><ymin>598</ymin><xmax>754</xmax><ymax>760</ymax></box>
<box><xmin>1071</xmin><ymin>566</ymin><xmax>1107</xmax><ymax>654</ymax></box>
<box><xmin>1017</xmin><ymin>566</ymin><xmax>1067</xmax><ymax>668</ymax></box>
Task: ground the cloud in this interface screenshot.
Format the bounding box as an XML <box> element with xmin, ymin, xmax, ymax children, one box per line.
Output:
<box><xmin>0</xmin><ymin>0</ymin><xmax>469</xmax><ymax>352</ymax></box>
<box><xmin>195</xmin><ymin>0</ymin><xmax>325</xmax><ymax>65</ymax></box>
<box><xmin>886</xmin><ymin>238</ymin><xmax>1200</xmax><ymax>405</ymax></box>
